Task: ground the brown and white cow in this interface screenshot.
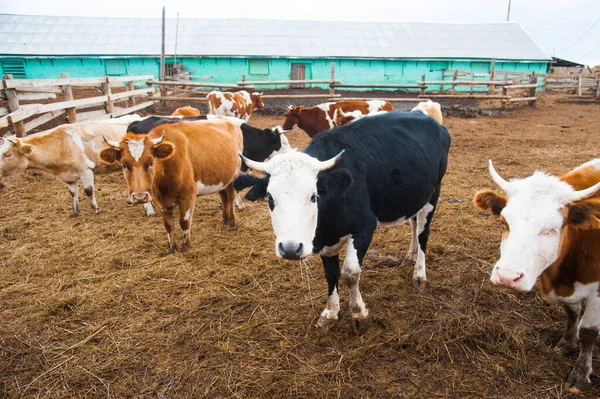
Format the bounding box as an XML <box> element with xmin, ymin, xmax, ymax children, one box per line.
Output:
<box><xmin>0</xmin><ymin>115</ymin><xmax>155</xmax><ymax>216</ymax></box>
<box><xmin>100</xmin><ymin>118</ymin><xmax>243</xmax><ymax>253</ymax></box>
<box><xmin>474</xmin><ymin>159</ymin><xmax>600</xmax><ymax>392</ymax></box>
<box><xmin>282</xmin><ymin>100</ymin><xmax>394</xmax><ymax>138</ymax></box>
<box><xmin>171</xmin><ymin>106</ymin><xmax>201</xmax><ymax>117</ymax></box>
<box><xmin>206</xmin><ymin>90</ymin><xmax>264</xmax><ymax>122</ymax></box>
<box><xmin>411</xmin><ymin>100</ymin><xmax>443</xmax><ymax>125</ymax></box>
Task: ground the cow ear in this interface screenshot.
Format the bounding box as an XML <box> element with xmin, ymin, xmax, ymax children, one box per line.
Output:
<box><xmin>318</xmin><ymin>168</ymin><xmax>353</xmax><ymax>199</ymax></box>
<box><xmin>152</xmin><ymin>142</ymin><xmax>175</xmax><ymax>160</ymax></box>
<box><xmin>233</xmin><ymin>174</ymin><xmax>269</xmax><ymax>202</ymax></box>
<box><xmin>19</xmin><ymin>144</ymin><xmax>34</xmax><ymax>156</ymax></box>
<box><xmin>567</xmin><ymin>199</ymin><xmax>600</xmax><ymax>229</ymax></box>
<box><xmin>474</xmin><ymin>189</ymin><xmax>507</xmax><ymax>216</ymax></box>
<box><xmin>99</xmin><ymin>147</ymin><xmax>122</xmax><ymax>164</ymax></box>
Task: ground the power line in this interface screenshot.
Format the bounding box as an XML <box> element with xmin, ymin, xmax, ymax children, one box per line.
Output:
<box><xmin>580</xmin><ymin>41</ymin><xmax>600</xmax><ymax>60</ymax></box>
<box><xmin>556</xmin><ymin>15</ymin><xmax>600</xmax><ymax>53</ymax></box>
<box><xmin>531</xmin><ymin>4</ymin><xmax>598</xmax><ymax>29</ymax></box>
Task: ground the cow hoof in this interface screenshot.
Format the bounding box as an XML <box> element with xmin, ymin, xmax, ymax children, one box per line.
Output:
<box><xmin>92</xmin><ymin>208</ymin><xmax>100</xmax><ymax>215</ymax></box>
<box><xmin>70</xmin><ymin>212</ymin><xmax>79</xmax><ymax>218</ymax></box>
<box><xmin>414</xmin><ymin>278</ymin><xmax>427</xmax><ymax>291</ymax></box>
<box><xmin>555</xmin><ymin>339</ymin><xmax>578</xmax><ymax>356</ymax></box>
<box><xmin>565</xmin><ymin>369</ymin><xmax>591</xmax><ymax>393</ymax></box>
<box><xmin>316</xmin><ymin>316</ymin><xmax>337</xmax><ymax>329</ymax></box>
<box><xmin>179</xmin><ymin>245</ymin><xmax>191</xmax><ymax>253</ymax></box>
<box><xmin>223</xmin><ymin>219</ymin><xmax>237</xmax><ymax>228</ymax></box>
<box><xmin>161</xmin><ymin>246</ymin><xmax>177</xmax><ymax>257</ymax></box>
<box><xmin>352</xmin><ymin>317</ymin><xmax>370</xmax><ymax>336</ymax></box>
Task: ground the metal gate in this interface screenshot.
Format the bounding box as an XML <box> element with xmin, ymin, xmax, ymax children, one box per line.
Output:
<box><xmin>291</xmin><ymin>64</ymin><xmax>306</xmax><ymax>88</ymax></box>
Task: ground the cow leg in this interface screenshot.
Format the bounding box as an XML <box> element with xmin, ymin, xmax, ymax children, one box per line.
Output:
<box><xmin>161</xmin><ymin>205</ymin><xmax>177</xmax><ymax>255</ymax></box>
<box><xmin>316</xmin><ymin>255</ymin><xmax>341</xmax><ymax>328</ymax></box>
<box><xmin>412</xmin><ymin>184</ymin><xmax>440</xmax><ymax>290</ymax></box>
<box><xmin>343</xmin><ymin>227</ymin><xmax>375</xmax><ymax>335</ymax></box>
<box><xmin>66</xmin><ymin>181</ymin><xmax>80</xmax><ymax>216</ymax></box>
<box><xmin>556</xmin><ymin>303</ymin><xmax>581</xmax><ymax>355</ymax></box>
<box><xmin>80</xmin><ymin>169</ymin><xmax>98</xmax><ymax>214</ymax></box>
<box><xmin>566</xmin><ymin>296</ymin><xmax>600</xmax><ymax>392</ymax></box>
<box><xmin>219</xmin><ymin>183</ymin><xmax>237</xmax><ymax>227</ymax></box>
<box><xmin>178</xmin><ymin>197</ymin><xmax>195</xmax><ymax>252</ymax></box>
<box><xmin>234</xmin><ymin>193</ymin><xmax>245</xmax><ymax>210</ymax></box>
<box><xmin>405</xmin><ymin>217</ymin><xmax>418</xmax><ymax>262</ymax></box>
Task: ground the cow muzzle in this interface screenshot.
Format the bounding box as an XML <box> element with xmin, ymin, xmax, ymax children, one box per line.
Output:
<box><xmin>129</xmin><ymin>191</ymin><xmax>151</xmax><ymax>204</ymax></box>
<box><xmin>277</xmin><ymin>241</ymin><xmax>305</xmax><ymax>260</ymax></box>
<box><xmin>490</xmin><ymin>265</ymin><xmax>530</xmax><ymax>292</ymax></box>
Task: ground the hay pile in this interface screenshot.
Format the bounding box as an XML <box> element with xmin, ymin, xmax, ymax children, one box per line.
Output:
<box><xmin>1</xmin><ymin>100</ymin><xmax>600</xmax><ymax>397</ymax></box>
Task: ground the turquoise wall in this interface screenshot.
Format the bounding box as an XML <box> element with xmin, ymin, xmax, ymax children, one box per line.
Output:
<box><xmin>0</xmin><ymin>56</ymin><xmax>549</xmax><ymax>91</ymax></box>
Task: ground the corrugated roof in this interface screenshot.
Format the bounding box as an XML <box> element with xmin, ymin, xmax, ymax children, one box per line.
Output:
<box><xmin>0</xmin><ymin>14</ymin><xmax>551</xmax><ymax>61</ymax></box>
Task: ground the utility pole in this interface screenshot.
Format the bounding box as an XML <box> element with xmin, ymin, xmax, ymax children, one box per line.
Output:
<box><xmin>160</xmin><ymin>6</ymin><xmax>166</xmax><ymax>107</ymax></box>
<box><xmin>506</xmin><ymin>0</ymin><xmax>512</xmax><ymax>22</ymax></box>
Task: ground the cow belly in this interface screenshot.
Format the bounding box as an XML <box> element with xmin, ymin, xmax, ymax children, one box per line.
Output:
<box><xmin>544</xmin><ymin>281</ymin><xmax>599</xmax><ymax>305</ymax></box>
<box><xmin>377</xmin><ymin>216</ymin><xmax>408</xmax><ymax>227</ymax></box>
<box><xmin>197</xmin><ymin>181</ymin><xmax>225</xmax><ymax>195</ymax></box>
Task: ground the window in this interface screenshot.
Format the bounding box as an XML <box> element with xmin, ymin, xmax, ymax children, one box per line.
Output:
<box><xmin>471</xmin><ymin>62</ymin><xmax>490</xmax><ymax>72</ymax></box>
<box><xmin>1</xmin><ymin>59</ymin><xmax>26</xmax><ymax>78</ymax></box>
<box><xmin>429</xmin><ymin>61</ymin><xmax>449</xmax><ymax>72</ymax></box>
<box><xmin>105</xmin><ymin>59</ymin><xmax>127</xmax><ymax>76</ymax></box>
<box><xmin>384</xmin><ymin>61</ymin><xmax>404</xmax><ymax>76</ymax></box>
<box><xmin>249</xmin><ymin>60</ymin><xmax>269</xmax><ymax>75</ymax></box>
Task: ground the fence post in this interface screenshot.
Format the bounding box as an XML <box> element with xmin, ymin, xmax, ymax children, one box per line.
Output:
<box><xmin>101</xmin><ymin>76</ymin><xmax>114</xmax><ymax>115</ymax></box>
<box><xmin>420</xmin><ymin>74</ymin><xmax>426</xmax><ymax>97</ymax></box>
<box><xmin>60</xmin><ymin>72</ymin><xmax>77</xmax><ymax>123</ymax></box>
<box><xmin>596</xmin><ymin>79</ymin><xmax>600</xmax><ymax>98</ymax></box>
<box><xmin>451</xmin><ymin>70</ymin><xmax>458</xmax><ymax>94</ymax></box>
<box><xmin>3</xmin><ymin>74</ymin><xmax>26</xmax><ymax>137</ymax></box>
<box><xmin>529</xmin><ymin>72</ymin><xmax>537</xmax><ymax>107</ymax></box>
<box><xmin>126</xmin><ymin>78</ymin><xmax>136</xmax><ymax>107</ymax></box>
<box><xmin>329</xmin><ymin>62</ymin><xmax>336</xmax><ymax>98</ymax></box>
<box><xmin>488</xmin><ymin>58</ymin><xmax>496</xmax><ymax>95</ymax></box>
<box><xmin>241</xmin><ymin>75</ymin><xmax>246</xmax><ymax>89</ymax></box>
<box><xmin>578</xmin><ymin>72</ymin><xmax>583</xmax><ymax>96</ymax></box>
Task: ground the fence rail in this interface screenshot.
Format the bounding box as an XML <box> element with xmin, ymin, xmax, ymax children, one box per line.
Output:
<box><xmin>1</xmin><ymin>73</ymin><xmax>156</xmax><ymax>136</ymax></box>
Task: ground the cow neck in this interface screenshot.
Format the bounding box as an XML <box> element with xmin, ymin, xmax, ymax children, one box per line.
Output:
<box><xmin>297</xmin><ymin>107</ymin><xmax>322</xmax><ymax>137</ymax></box>
<box><xmin>539</xmin><ymin>226</ymin><xmax>600</xmax><ymax>298</ymax></box>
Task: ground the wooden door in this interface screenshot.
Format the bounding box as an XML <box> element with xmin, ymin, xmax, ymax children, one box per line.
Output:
<box><xmin>291</xmin><ymin>64</ymin><xmax>306</xmax><ymax>88</ymax></box>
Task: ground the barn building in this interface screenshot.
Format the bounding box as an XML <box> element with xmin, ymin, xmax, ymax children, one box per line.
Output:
<box><xmin>0</xmin><ymin>14</ymin><xmax>551</xmax><ymax>88</ymax></box>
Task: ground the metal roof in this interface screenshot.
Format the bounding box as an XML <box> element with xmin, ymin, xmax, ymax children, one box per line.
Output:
<box><xmin>0</xmin><ymin>14</ymin><xmax>551</xmax><ymax>61</ymax></box>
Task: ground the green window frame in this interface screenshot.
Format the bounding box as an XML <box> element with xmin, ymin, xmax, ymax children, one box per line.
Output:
<box><xmin>249</xmin><ymin>60</ymin><xmax>269</xmax><ymax>75</ymax></box>
<box><xmin>429</xmin><ymin>61</ymin><xmax>449</xmax><ymax>72</ymax></box>
<box><xmin>105</xmin><ymin>59</ymin><xmax>127</xmax><ymax>76</ymax></box>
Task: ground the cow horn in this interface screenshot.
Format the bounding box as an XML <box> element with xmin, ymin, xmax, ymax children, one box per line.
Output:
<box><xmin>488</xmin><ymin>160</ymin><xmax>510</xmax><ymax>192</ymax></box>
<box><xmin>272</xmin><ymin>126</ymin><xmax>289</xmax><ymax>134</ymax></box>
<box><xmin>102</xmin><ymin>135</ymin><xmax>120</xmax><ymax>148</ymax></box>
<box><xmin>570</xmin><ymin>182</ymin><xmax>600</xmax><ymax>202</ymax></box>
<box><xmin>239</xmin><ymin>153</ymin><xmax>269</xmax><ymax>173</ymax></box>
<box><xmin>151</xmin><ymin>132</ymin><xmax>165</xmax><ymax>146</ymax></box>
<box><xmin>318</xmin><ymin>150</ymin><xmax>345</xmax><ymax>171</ymax></box>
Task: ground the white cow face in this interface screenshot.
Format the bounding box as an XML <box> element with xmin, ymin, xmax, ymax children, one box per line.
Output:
<box><xmin>0</xmin><ymin>136</ymin><xmax>32</xmax><ymax>178</ymax></box>
<box><xmin>241</xmin><ymin>150</ymin><xmax>344</xmax><ymax>260</ymax></box>
<box><xmin>475</xmin><ymin>160</ymin><xmax>600</xmax><ymax>292</ymax></box>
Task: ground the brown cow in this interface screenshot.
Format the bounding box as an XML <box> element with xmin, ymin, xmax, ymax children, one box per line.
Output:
<box><xmin>171</xmin><ymin>106</ymin><xmax>201</xmax><ymax>117</ymax></box>
<box><xmin>282</xmin><ymin>100</ymin><xmax>394</xmax><ymax>138</ymax></box>
<box><xmin>206</xmin><ymin>90</ymin><xmax>264</xmax><ymax>122</ymax></box>
<box><xmin>100</xmin><ymin>119</ymin><xmax>243</xmax><ymax>253</ymax></box>
<box><xmin>474</xmin><ymin>158</ymin><xmax>600</xmax><ymax>392</ymax></box>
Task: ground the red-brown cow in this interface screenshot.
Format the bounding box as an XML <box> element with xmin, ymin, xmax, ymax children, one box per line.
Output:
<box><xmin>206</xmin><ymin>90</ymin><xmax>264</xmax><ymax>122</ymax></box>
<box><xmin>100</xmin><ymin>118</ymin><xmax>243</xmax><ymax>253</ymax></box>
<box><xmin>474</xmin><ymin>159</ymin><xmax>600</xmax><ymax>392</ymax></box>
<box><xmin>282</xmin><ymin>100</ymin><xmax>394</xmax><ymax>138</ymax></box>
<box><xmin>171</xmin><ymin>106</ymin><xmax>201</xmax><ymax>117</ymax></box>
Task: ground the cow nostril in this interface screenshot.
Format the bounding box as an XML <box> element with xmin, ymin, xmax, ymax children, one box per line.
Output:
<box><xmin>514</xmin><ymin>273</ymin><xmax>524</xmax><ymax>283</ymax></box>
<box><xmin>278</xmin><ymin>242</ymin><xmax>285</xmax><ymax>255</ymax></box>
<box><xmin>296</xmin><ymin>243</ymin><xmax>303</xmax><ymax>256</ymax></box>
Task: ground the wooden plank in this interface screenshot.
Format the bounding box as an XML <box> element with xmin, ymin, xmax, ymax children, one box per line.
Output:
<box><xmin>0</xmin><ymin>107</ymin><xmax>9</xmax><ymax>117</ymax></box>
<box><xmin>332</xmin><ymin>97</ymin><xmax>430</xmax><ymax>102</ymax></box>
<box><xmin>112</xmin><ymin>101</ymin><xmax>155</xmax><ymax>117</ymax></box>
<box><xmin>508</xmin><ymin>97</ymin><xmax>537</xmax><ymax>102</ymax></box>
<box><xmin>5</xmin><ymin>75</ymin><xmax>155</xmax><ymax>89</ymax></box>
<box><xmin>23</xmin><ymin>110</ymin><xmax>65</xmax><ymax>132</ymax></box>
<box><xmin>77</xmin><ymin>109</ymin><xmax>109</xmax><ymax>121</ymax></box>
<box><xmin>147</xmin><ymin>80</ymin><xmax>251</xmax><ymax>89</ymax></box>
<box><xmin>109</xmin><ymin>88</ymin><xmax>155</xmax><ymax>101</ymax></box>
<box><xmin>150</xmin><ymin>96</ymin><xmax>207</xmax><ymax>102</ymax></box>
<box><xmin>420</xmin><ymin>94</ymin><xmax>511</xmax><ymax>99</ymax></box>
<box><xmin>422</xmin><ymin>80</ymin><xmax>511</xmax><ymax>85</ymax></box>
<box><xmin>61</xmin><ymin>72</ymin><xmax>77</xmax><ymax>123</ymax></box>
<box><xmin>7</xmin><ymin>105</ymin><xmax>42</xmax><ymax>123</ymax></box>
<box><xmin>14</xmin><ymin>86</ymin><xmax>63</xmax><ymax>94</ymax></box>
<box><xmin>260</xmin><ymin>94</ymin><xmax>342</xmax><ymax>99</ymax></box>
<box><xmin>334</xmin><ymin>83</ymin><xmax>426</xmax><ymax>89</ymax></box>
<box><xmin>238</xmin><ymin>79</ymin><xmax>341</xmax><ymax>86</ymax></box>
<box><xmin>503</xmin><ymin>84</ymin><xmax>540</xmax><ymax>89</ymax></box>
<box><xmin>108</xmin><ymin>75</ymin><xmax>154</xmax><ymax>83</ymax></box>
<box><xmin>0</xmin><ymin>115</ymin><xmax>10</xmax><ymax>128</ymax></box>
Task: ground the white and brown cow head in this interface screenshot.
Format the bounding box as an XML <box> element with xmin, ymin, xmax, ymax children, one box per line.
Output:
<box><xmin>99</xmin><ymin>132</ymin><xmax>174</xmax><ymax>205</ymax></box>
<box><xmin>251</xmin><ymin>92</ymin><xmax>264</xmax><ymax>109</ymax></box>
<box><xmin>0</xmin><ymin>136</ymin><xmax>33</xmax><ymax>178</ymax></box>
<box><xmin>474</xmin><ymin>160</ymin><xmax>600</xmax><ymax>292</ymax></box>
<box><xmin>240</xmin><ymin>149</ymin><xmax>347</xmax><ymax>260</ymax></box>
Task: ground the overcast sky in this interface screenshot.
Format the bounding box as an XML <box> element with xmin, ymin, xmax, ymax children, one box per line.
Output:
<box><xmin>1</xmin><ymin>0</ymin><xmax>599</xmax><ymax>67</ymax></box>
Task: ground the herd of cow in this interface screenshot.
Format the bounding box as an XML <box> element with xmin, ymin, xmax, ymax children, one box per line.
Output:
<box><xmin>1</xmin><ymin>90</ymin><xmax>600</xmax><ymax>392</ymax></box>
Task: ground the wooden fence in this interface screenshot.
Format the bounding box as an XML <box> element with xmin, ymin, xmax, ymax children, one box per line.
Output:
<box><xmin>0</xmin><ymin>74</ymin><xmax>156</xmax><ymax>137</ymax></box>
<box><xmin>543</xmin><ymin>72</ymin><xmax>600</xmax><ymax>97</ymax></box>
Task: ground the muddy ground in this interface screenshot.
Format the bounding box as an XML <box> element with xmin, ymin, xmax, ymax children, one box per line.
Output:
<box><xmin>1</xmin><ymin>96</ymin><xmax>600</xmax><ymax>398</ymax></box>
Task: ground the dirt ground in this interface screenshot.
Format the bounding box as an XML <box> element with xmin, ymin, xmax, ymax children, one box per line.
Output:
<box><xmin>1</xmin><ymin>97</ymin><xmax>600</xmax><ymax>398</ymax></box>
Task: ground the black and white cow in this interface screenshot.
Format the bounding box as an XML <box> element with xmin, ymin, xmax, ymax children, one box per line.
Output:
<box><xmin>237</xmin><ymin>111</ymin><xmax>451</xmax><ymax>332</ymax></box>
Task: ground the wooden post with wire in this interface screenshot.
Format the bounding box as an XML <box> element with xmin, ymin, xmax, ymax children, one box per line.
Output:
<box><xmin>60</xmin><ymin>72</ymin><xmax>77</xmax><ymax>123</ymax></box>
<box><xmin>329</xmin><ymin>63</ymin><xmax>336</xmax><ymax>97</ymax></box>
<box><xmin>3</xmin><ymin>74</ymin><xmax>26</xmax><ymax>137</ymax></box>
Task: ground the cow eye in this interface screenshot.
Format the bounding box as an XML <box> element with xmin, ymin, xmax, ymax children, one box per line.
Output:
<box><xmin>541</xmin><ymin>228</ymin><xmax>559</xmax><ymax>236</ymax></box>
<box><xmin>3</xmin><ymin>152</ymin><xmax>10</xmax><ymax>158</ymax></box>
<box><xmin>148</xmin><ymin>161</ymin><xmax>154</xmax><ymax>169</ymax></box>
<box><xmin>310</xmin><ymin>193</ymin><xmax>317</xmax><ymax>203</ymax></box>
<box><xmin>267</xmin><ymin>193</ymin><xmax>275</xmax><ymax>211</ymax></box>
